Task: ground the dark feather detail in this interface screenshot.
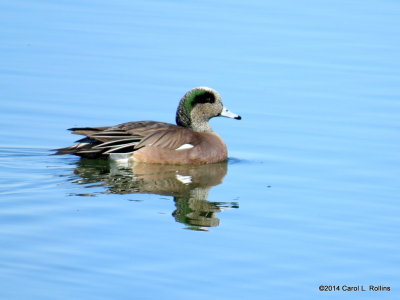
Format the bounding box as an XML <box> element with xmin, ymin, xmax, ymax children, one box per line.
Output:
<box><xmin>103</xmin><ymin>142</ymin><xmax>140</xmax><ymax>154</ymax></box>
<box><xmin>92</xmin><ymin>138</ymin><xmax>141</xmax><ymax>149</ymax></box>
<box><xmin>75</xmin><ymin>137</ymin><xmax>96</xmax><ymax>143</ymax></box>
<box><xmin>55</xmin><ymin>121</ymin><xmax>180</xmax><ymax>158</ymax></box>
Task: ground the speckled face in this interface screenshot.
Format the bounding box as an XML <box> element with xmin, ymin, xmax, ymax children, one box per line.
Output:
<box><xmin>176</xmin><ymin>87</ymin><xmax>223</xmax><ymax>128</ymax></box>
<box><xmin>184</xmin><ymin>89</ymin><xmax>222</xmax><ymax>116</ymax></box>
<box><xmin>190</xmin><ymin>91</ymin><xmax>224</xmax><ymax>119</ymax></box>
<box><xmin>176</xmin><ymin>87</ymin><xmax>223</xmax><ymax>129</ymax></box>
<box><xmin>176</xmin><ymin>86</ymin><xmax>240</xmax><ymax>133</ymax></box>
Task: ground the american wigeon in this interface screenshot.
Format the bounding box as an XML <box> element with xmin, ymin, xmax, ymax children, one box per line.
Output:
<box><xmin>56</xmin><ymin>87</ymin><xmax>241</xmax><ymax>164</ymax></box>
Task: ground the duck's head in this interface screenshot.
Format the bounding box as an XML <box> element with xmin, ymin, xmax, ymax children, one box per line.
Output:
<box><xmin>176</xmin><ymin>87</ymin><xmax>241</xmax><ymax>132</ymax></box>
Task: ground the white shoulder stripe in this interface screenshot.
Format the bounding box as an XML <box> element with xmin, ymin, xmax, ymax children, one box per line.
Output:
<box><xmin>109</xmin><ymin>153</ymin><xmax>131</xmax><ymax>168</ymax></box>
<box><xmin>175</xmin><ymin>143</ymin><xmax>194</xmax><ymax>151</ymax></box>
<box><xmin>176</xmin><ymin>174</ymin><xmax>192</xmax><ymax>184</ymax></box>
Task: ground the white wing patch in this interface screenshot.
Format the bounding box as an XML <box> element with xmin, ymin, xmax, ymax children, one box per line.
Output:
<box><xmin>176</xmin><ymin>174</ymin><xmax>192</xmax><ymax>184</ymax></box>
<box><xmin>109</xmin><ymin>153</ymin><xmax>131</xmax><ymax>167</ymax></box>
<box><xmin>109</xmin><ymin>153</ymin><xmax>131</xmax><ymax>162</ymax></box>
<box><xmin>175</xmin><ymin>143</ymin><xmax>194</xmax><ymax>151</ymax></box>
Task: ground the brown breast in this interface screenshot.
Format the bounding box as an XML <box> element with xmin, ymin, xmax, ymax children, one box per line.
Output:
<box><xmin>132</xmin><ymin>132</ymin><xmax>227</xmax><ymax>164</ymax></box>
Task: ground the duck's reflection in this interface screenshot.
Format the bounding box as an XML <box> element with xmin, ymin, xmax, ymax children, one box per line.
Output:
<box><xmin>71</xmin><ymin>159</ymin><xmax>238</xmax><ymax>230</ymax></box>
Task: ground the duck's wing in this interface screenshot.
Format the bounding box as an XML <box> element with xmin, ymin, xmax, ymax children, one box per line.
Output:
<box><xmin>134</xmin><ymin>126</ymin><xmax>200</xmax><ymax>150</ymax></box>
<box><xmin>55</xmin><ymin>121</ymin><xmax>178</xmax><ymax>158</ymax></box>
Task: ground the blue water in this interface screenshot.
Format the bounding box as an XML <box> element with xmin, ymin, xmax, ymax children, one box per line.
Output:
<box><xmin>1</xmin><ymin>0</ymin><xmax>399</xmax><ymax>299</ymax></box>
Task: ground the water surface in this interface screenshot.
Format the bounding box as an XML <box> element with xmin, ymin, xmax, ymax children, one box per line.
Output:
<box><xmin>1</xmin><ymin>0</ymin><xmax>399</xmax><ymax>299</ymax></box>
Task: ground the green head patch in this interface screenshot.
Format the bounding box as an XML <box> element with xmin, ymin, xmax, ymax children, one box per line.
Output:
<box><xmin>176</xmin><ymin>89</ymin><xmax>217</xmax><ymax>127</ymax></box>
<box><xmin>184</xmin><ymin>89</ymin><xmax>216</xmax><ymax>113</ymax></box>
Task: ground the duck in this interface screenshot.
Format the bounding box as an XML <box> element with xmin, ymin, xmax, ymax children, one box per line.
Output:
<box><xmin>55</xmin><ymin>87</ymin><xmax>241</xmax><ymax>164</ymax></box>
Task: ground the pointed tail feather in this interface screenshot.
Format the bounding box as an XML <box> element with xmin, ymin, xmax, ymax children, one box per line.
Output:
<box><xmin>53</xmin><ymin>143</ymin><xmax>104</xmax><ymax>158</ymax></box>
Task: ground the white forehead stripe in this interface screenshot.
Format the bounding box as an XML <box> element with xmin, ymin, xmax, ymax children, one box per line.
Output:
<box><xmin>175</xmin><ymin>143</ymin><xmax>194</xmax><ymax>151</ymax></box>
